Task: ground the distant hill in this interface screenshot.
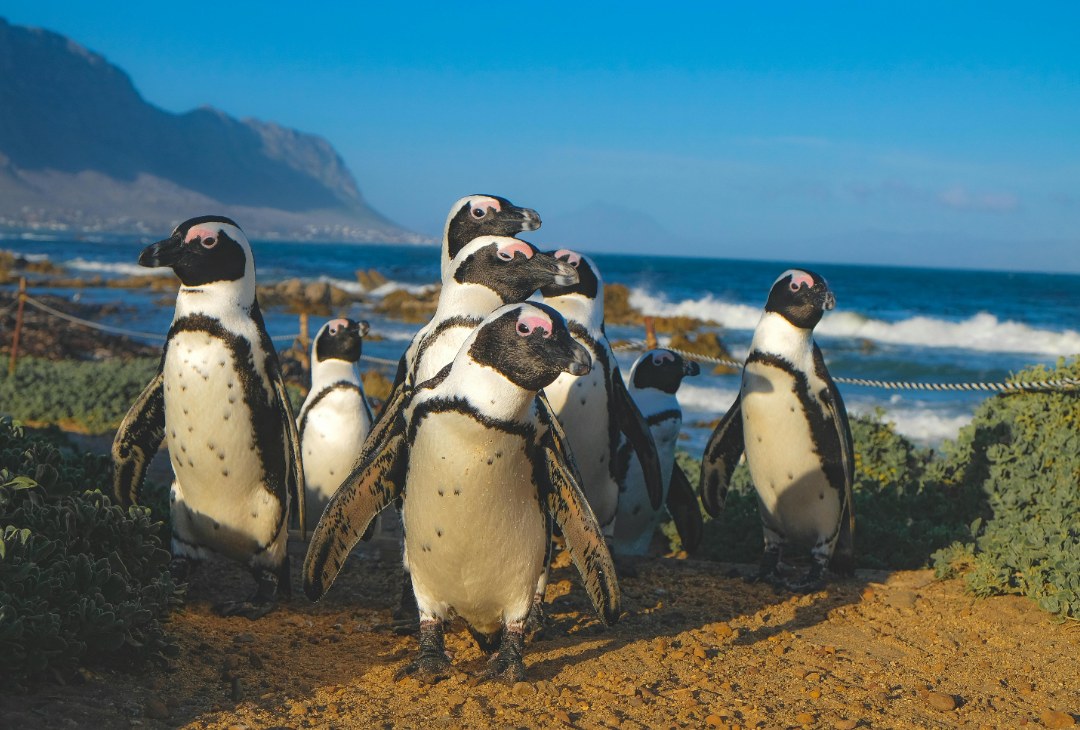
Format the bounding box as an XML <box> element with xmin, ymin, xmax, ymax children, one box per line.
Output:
<box><xmin>0</xmin><ymin>17</ymin><xmax>425</xmax><ymax>243</ymax></box>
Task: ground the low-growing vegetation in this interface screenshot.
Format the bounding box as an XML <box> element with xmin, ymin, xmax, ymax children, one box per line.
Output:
<box><xmin>685</xmin><ymin>356</ymin><xmax>1080</xmax><ymax>619</ymax></box>
<box><xmin>0</xmin><ymin>418</ymin><xmax>179</xmax><ymax>686</ymax></box>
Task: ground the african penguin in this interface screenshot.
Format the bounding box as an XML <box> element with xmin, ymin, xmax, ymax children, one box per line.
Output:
<box><xmin>614</xmin><ymin>349</ymin><xmax>703</xmax><ymax>556</ymax></box>
<box><xmin>113</xmin><ymin>215</ymin><xmax>304</xmax><ymax>618</ymax></box>
<box><xmin>538</xmin><ymin>250</ymin><xmax>664</xmax><ymax>537</ymax></box>
<box><xmin>441</xmin><ymin>194</ymin><xmax>541</xmax><ymax>280</ymax></box>
<box><xmin>304</xmin><ymin>302</ymin><xmax>620</xmax><ymax>685</ymax></box>
<box><xmin>381</xmin><ymin>235</ymin><xmax>578</xmax><ymax>626</ymax></box>
<box><xmin>298</xmin><ymin>318</ymin><xmax>373</xmax><ymax>533</ymax></box>
<box><xmin>700</xmin><ymin>269</ymin><xmax>855</xmax><ymax>591</ymax></box>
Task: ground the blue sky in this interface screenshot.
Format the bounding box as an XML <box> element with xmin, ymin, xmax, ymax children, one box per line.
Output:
<box><xmin>4</xmin><ymin>2</ymin><xmax>1079</xmax><ymax>271</ymax></box>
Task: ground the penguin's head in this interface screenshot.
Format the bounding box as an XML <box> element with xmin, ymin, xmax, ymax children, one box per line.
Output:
<box><xmin>538</xmin><ymin>249</ymin><xmax>601</xmax><ymax>301</ymax></box>
<box><xmin>469</xmin><ymin>302</ymin><xmax>592</xmax><ymax>392</ymax></box>
<box><xmin>314</xmin><ymin>318</ymin><xmax>369</xmax><ymax>364</ymax></box>
<box><xmin>765</xmin><ymin>269</ymin><xmax>835</xmax><ymax>329</ymax></box>
<box><xmin>139</xmin><ymin>215</ymin><xmax>251</xmax><ymax>287</ymax></box>
<box><xmin>445</xmin><ymin>194</ymin><xmax>542</xmax><ymax>263</ymax></box>
<box><xmin>630</xmin><ymin>349</ymin><xmax>701</xmax><ymax>394</ymax></box>
<box><xmin>450</xmin><ymin>236</ymin><xmax>579</xmax><ymax>301</ymax></box>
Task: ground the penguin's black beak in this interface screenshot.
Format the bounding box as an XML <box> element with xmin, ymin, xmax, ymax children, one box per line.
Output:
<box><xmin>821</xmin><ymin>290</ymin><xmax>836</xmax><ymax>311</ymax></box>
<box><xmin>684</xmin><ymin>360</ymin><xmax>701</xmax><ymax>377</ymax></box>
<box><xmin>530</xmin><ymin>252</ymin><xmax>579</xmax><ymax>288</ymax></box>
<box><xmin>139</xmin><ymin>235</ymin><xmax>183</xmax><ymax>269</ymax></box>
<box><xmin>564</xmin><ymin>340</ymin><xmax>592</xmax><ymax>376</ymax></box>
<box><xmin>510</xmin><ymin>206</ymin><xmax>542</xmax><ymax>232</ymax></box>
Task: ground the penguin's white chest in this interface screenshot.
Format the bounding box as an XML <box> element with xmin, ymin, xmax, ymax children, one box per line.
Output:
<box><xmin>741</xmin><ymin>361</ymin><xmax>840</xmax><ymax>546</ymax></box>
<box><xmin>300</xmin><ymin>388</ymin><xmax>370</xmax><ymax>500</ymax></box>
<box><xmin>403</xmin><ymin>411</ymin><xmax>546</xmax><ymax>633</ymax></box>
<box><xmin>544</xmin><ymin>365</ymin><xmax>618</xmax><ymax>524</ymax></box>
<box><xmin>615</xmin><ymin>412</ymin><xmax>680</xmax><ymax>553</ymax></box>
<box><xmin>162</xmin><ymin>330</ymin><xmax>279</xmax><ymax>558</ymax></box>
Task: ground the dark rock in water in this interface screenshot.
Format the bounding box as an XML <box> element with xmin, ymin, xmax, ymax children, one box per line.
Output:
<box><xmin>374</xmin><ymin>287</ymin><xmax>439</xmax><ymax>324</ymax></box>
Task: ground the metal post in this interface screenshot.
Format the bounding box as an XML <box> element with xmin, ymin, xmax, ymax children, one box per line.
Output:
<box><xmin>8</xmin><ymin>277</ymin><xmax>26</xmax><ymax>376</ymax></box>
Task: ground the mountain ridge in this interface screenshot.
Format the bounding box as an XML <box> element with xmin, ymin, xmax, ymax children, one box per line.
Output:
<box><xmin>0</xmin><ymin>17</ymin><xmax>426</xmax><ymax>243</ymax></box>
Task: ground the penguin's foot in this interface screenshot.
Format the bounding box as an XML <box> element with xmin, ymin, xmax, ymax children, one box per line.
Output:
<box><xmin>168</xmin><ymin>555</ymin><xmax>195</xmax><ymax>583</ymax></box>
<box><xmin>614</xmin><ymin>555</ymin><xmax>640</xmax><ymax>579</ymax></box>
<box><xmin>745</xmin><ymin>547</ymin><xmax>783</xmax><ymax>585</ymax></box>
<box><xmin>481</xmin><ymin>623</ymin><xmax>526</xmax><ymax>685</ymax></box>
<box><xmin>524</xmin><ymin>595</ymin><xmax>549</xmax><ymax>642</ymax></box>
<box><xmin>395</xmin><ymin>620</ymin><xmax>451</xmax><ymax>684</ymax></box>
<box><xmin>785</xmin><ymin>562</ymin><xmax>828</xmax><ymax>594</ymax></box>
<box><xmin>215</xmin><ymin>567</ymin><xmax>280</xmax><ymax>620</ymax></box>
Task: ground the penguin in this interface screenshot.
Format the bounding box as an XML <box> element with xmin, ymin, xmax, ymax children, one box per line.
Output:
<box><xmin>304</xmin><ymin>302</ymin><xmax>619</xmax><ymax>684</ymax></box>
<box><xmin>380</xmin><ymin>235</ymin><xmax>578</xmax><ymax>626</ymax></box>
<box><xmin>297</xmin><ymin>318</ymin><xmax>373</xmax><ymax>533</ymax></box>
<box><xmin>537</xmin><ymin>250</ymin><xmax>664</xmax><ymax>536</ymax></box>
<box><xmin>613</xmin><ymin>349</ymin><xmax>703</xmax><ymax>556</ymax></box>
<box><xmin>700</xmin><ymin>269</ymin><xmax>855</xmax><ymax>592</ymax></box>
<box><xmin>112</xmin><ymin>215</ymin><xmax>304</xmax><ymax>619</ymax></box>
<box><xmin>441</xmin><ymin>195</ymin><xmax>541</xmax><ymax>280</ymax></box>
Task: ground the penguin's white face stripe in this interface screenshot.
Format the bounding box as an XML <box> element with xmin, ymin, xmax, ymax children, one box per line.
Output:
<box><xmin>554</xmin><ymin>249</ymin><xmax>582</xmax><ymax>267</ymax></box>
<box><xmin>496</xmin><ymin>240</ymin><xmax>535</xmax><ymax>261</ymax></box>
<box><xmin>652</xmin><ymin>350</ymin><xmax>676</xmax><ymax>366</ymax></box>
<box><xmin>516</xmin><ymin>313</ymin><xmax>553</xmax><ymax>338</ymax></box>
<box><xmin>469</xmin><ymin>196</ymin><xmax>502</xmax><ymax>219</ymax></box>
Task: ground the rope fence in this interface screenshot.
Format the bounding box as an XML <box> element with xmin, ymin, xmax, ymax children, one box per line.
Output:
<box><xmin>5</xmin><ymin>282</ymin><xmax>1078</xmax><ymax>392</ymax></box>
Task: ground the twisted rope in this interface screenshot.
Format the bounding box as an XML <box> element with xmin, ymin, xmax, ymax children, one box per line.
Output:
<box><xmin>613</xmin><ymin>339</ymin><xmax>1080</xmax><ymax>393</ymax></box>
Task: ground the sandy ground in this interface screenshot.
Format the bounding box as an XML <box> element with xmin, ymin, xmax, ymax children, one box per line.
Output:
<box><xmin>2</xmin><ymin>538</ymin><xmax>1077</xmax><ymax>730</ymax></box>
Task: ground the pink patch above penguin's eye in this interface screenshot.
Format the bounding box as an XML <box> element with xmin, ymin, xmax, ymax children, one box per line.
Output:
<box><xmin>496</xmin><ymin>241</ymin><xmax>534</xmax><ymax>261</ymax></box>
<box><xmin>517</xmin><ymin>316</ymin><xmax>552</xmax><ymax>337</ymax></box>
<box><xmin>186</xmin><ymin>226</ymin><xmax>216</xmax><ymax>244</ymax></box>
<box><xmin>789</xmin><ymin>272</ymin><xmax>815</xmax><ymax>291</ymax></box>
<box><xmin>555</xmin><ymin>249</ymin><xmax>582</xmax><ymax>268</ymax></box>
<box><xmin>470</xmin><ymin>197</ymin><xmax>502</xmax><ymax>219</ymax></box>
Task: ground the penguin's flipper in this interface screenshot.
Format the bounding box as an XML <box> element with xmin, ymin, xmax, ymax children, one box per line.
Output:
<box><xmin>610</xmin><ymin>365</ymin><xmax>664</xmax><ymax>510</ymax></box>
<box><xmin>112</xmin><ymin>371</ymin><xmax>165</xmax><ymax>508</ymax></box>
<box><xmin>270</xmin><ymin>366</ymin><xmax>306</xmax><ymax>541</ymax></box>
<box><xmin>700</xmin><ymin>395</ymin><xmax>744</xmax><ymax>518</ymax></box>
<box><xmin>303</xmin><ymin>384</ymin><xmax>411</xmax><ymax>602</ymax></box>
<box><xmin>667</xmin><ymin>463</ymin><xmax>704</xmax><ymax>553</ymax></box>
<box><xmin>535</xmin><ymin>395</ymin><xmax>620</xmax><ymax>626</ymax></box>
<box><xmin>815</xmin><ymin>345</ymin><xmax>856</xmax><ymax>572</ymax></box>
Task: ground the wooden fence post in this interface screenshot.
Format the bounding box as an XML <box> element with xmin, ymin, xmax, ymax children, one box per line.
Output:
<box><xmin>8</xmin><ymin>277</ymin><xmax>27</xmax><ymax>377</ymax></box>
<box><xmin>644</xmin><ymin>316</ymin><xmax>658</xmax><ymax>350</ymax></box>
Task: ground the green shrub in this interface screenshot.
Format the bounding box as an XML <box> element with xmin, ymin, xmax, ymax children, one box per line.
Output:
<box><xmin>693</xmin><ymin>412</ymin><xmax>982</xmax><ymax>570</ymax></box>
<box><xmin>0</xmin><ymin>357</ymin><xmax>159</xmax><ymax>434</ymax></box>
<box><xmin>0</xmin><ymin>418</ymin><xmax>179</xmax><ymax>686</ymax></box>
<box><xmin>932</xmin><ymin>357</ymin><xmax>1080</xmax><ymax>619</ymax></box>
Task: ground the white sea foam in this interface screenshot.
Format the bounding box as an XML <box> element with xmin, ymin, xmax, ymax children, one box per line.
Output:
<box><xmin>65</xmin><ymin>258</ymin><xmax>172</xmax><ymax>277</ymax></box>
<box><xmin>629</xmin><ymin>286</ymin><xmax>1080</xmax><ymax>356</ymax></box>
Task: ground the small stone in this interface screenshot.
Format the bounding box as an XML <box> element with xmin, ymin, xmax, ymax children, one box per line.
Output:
<box><xmin>924</xmin><ymin>690</ymin><xmax>957</xmax><ymax>712</ymax></box>
<box><xmin>805</xmin><ymin>672</ymin><xmax>821</xmax><ymax>683</ymax></box>
<box><xmin>808</xmin><ymin>689</ymin><xmax>821</xmax><ymax>699</ymax></box>
<box><xmin>512</xmin><ymin>681</ymin><xmax>536</xmax><ymax>698</ymax></box>
<box><xmin>713</xmin><ymin>623</ymin><xmax>734</xmax><ymax>639</ymax></box>
<box><xmin>860</xmin><ymin>587</ymin><xmax>875</xmax><ymax>601</ymax></box>
<box><xmin>554</xmin><ymin>710</ymin><xmax>572</xmax><ymax>724</ymax></box>
<box><xmin>694</xmin><ymin>647</ymin><xmax>707</xmax><ymax>660</ymax></box>
<box><xmin>233</xmin><ymin>632</ymin><xmax>257</xmax><ymax>645</ymax></box>
<box><xmin>705</xmin><ymin>715</ymin><xmax>725</xmax><ymax>727</ymax></box>
<box><xmin>446</xmin><ymin>694</ymin><xmax>466</xmax><ymax>708</ymax></box>
<box><xmin>833</xmin><ymin>720</ymin><xmax>859</xmax><ymax>730</ymax></box>
<box><xmin>535</xmin><ymin>679</ymin><xmax>556</xmax><ymax>695</ymax></box>
<box><xmin>248</xmin><ymin>652</ymin><xmax>264</xmax><ymax>670</ymax></box>
<box><xmin>144</xmin><ymin>698</ymin><xmax>169</xmax><ymax>720</ymax></box>
<box><xmin>796</xmin><ymin>713</ymin><xmax>815</xmax><ymax>725</ymax></box>
<box><xmin>1041</xmin><ymin>711</ymin><xmax>1077</xmax><ymax>729</ymax></box>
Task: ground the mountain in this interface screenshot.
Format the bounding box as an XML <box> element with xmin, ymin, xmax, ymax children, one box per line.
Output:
<box><xmin>0</xmin><ymin>18</ymin><xmax>425</xmax><ymax>243</ymax></box>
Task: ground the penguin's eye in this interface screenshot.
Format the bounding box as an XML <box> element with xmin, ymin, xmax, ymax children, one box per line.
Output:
<box><xmin>789</xmin><ymin>281</ymin><xmax>801</xmax><ymax>292</ymax></box>
<box><xmin>497</xmin><ymin>250</ymin><xmax>514</xmax><ymax>261</ymax></box>
<box><xmin>567</xmin><ymin>259</ymin><xmax>580</xmax><ymax>268</ymax></box>
<box><xmin>201</xmin><ymin>236</ymin><xmax>218</xmax><ymax>249</ymax></box>
<box><xmin>517</xmin><ymin>322</ymin><xmax>532</xmax><ymax>336</ymax></box>
<box><xmin>652</xmin><ymin>356</ymin><xmax>665</xmax><ymax>366</ymax></box>
<box><xmin>471</xmin><ymin>207</ymin><xmax>487</xmax><ymax>219</ymax></box>
<box><xmin>329</xmin><ymin>325</ymin><xmax>340</xmax><ymax>336</ymax></box>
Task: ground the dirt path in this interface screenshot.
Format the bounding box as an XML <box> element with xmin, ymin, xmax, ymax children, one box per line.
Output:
<box><xmin>3</xmin><ymin>545</ymin><xmax>1078</xmax><ymax>729</ymax></box>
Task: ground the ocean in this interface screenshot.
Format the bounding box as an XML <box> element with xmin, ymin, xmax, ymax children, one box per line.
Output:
<box><xmin>6</xmin><ymin>237</ymin><xmax>1080</xmax><ymax>452</ymax></box>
